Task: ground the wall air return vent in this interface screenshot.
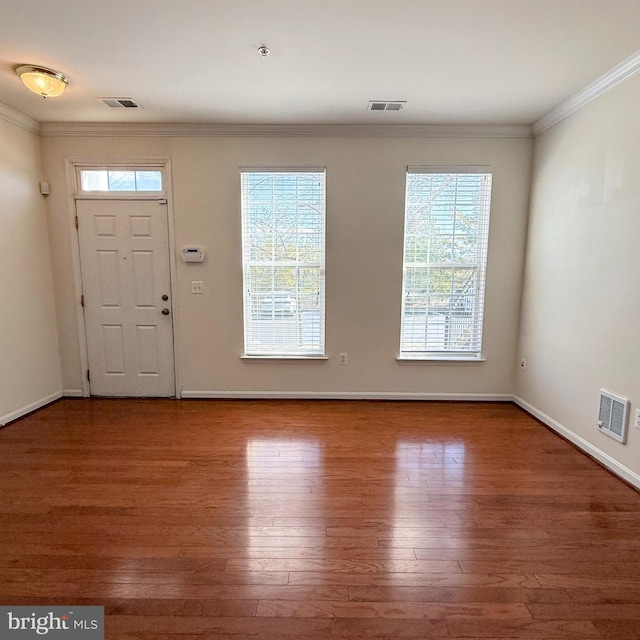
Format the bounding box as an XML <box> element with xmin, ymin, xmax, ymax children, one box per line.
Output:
<box><xmin>367</xmin><ymin>100</ymin><xmax>406</xmax><ymax>112</ymax></box>
<box><xmin>597</xmin><ymin>389</ymin><xmax>629</xmax><ymax>443</ymax></box>
<box><xmin>98</xmin><ymin>98</ymin><xmax>141</xmax><ymax>108</ymax></box>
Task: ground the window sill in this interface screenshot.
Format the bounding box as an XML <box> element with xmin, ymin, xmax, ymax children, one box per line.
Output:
<box><xmin>242</xmin><ymin>355</ymin><xmax>329</xmax><ymax>362</ymax></box>
<box><xmin>397</xmin><ymin>355</ymin><xmax>486</xmax><ymax>365</ymax></box>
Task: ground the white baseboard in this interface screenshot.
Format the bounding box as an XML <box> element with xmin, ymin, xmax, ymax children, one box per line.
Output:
<box><xmin>513</xmin><ymin>395</ymin><xmax>640</xmax><ymax>491</ymax></box>
<box><xmin>63</xmin><ymin>389</ymin><xmax>85</xmax><ymax>397</ymax></box>
<box><xmin>180</xmin><ymin>390</ymin><xmax>513</xmax><ymax>401</ymax></box>
<box><xmin>0</xmin><ymin>391</ymin><xmax>63</xmax><ymax>427</ymax></box>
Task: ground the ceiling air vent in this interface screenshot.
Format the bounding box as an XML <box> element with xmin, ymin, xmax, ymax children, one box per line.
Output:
<box><xmin>597</xmin><ymin>389</ymin><xmax>629</xmax><ymax>444</ymax></box>
<box><xmin>98</xmin><ymin>97</ymin><xmax>141</xmax><ymax>109</ymax></box>
<box><xmin>367</xmin><ymin>100</ymin><xmax>406</xmax><ymax>112</ymax></box>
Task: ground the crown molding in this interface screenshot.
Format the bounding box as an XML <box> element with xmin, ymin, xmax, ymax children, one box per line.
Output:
<box><xmin>9</xmin><ymin>48</ymin><xmax>640</xmax><ymax>141</ymax></box>
<box><xmin>0</xmin><ymin>102</ymin><xmax>40</xmax><ymax>134</ymax></box>
<box><xmin>533</xmin><ymin>49</ymin><xmax>640</xmax><ymax>136</ymax></box>
<box><xmin>39</xmin><ymin>122</ymin><xmax>532</xmax><ymax>139</ymax></box>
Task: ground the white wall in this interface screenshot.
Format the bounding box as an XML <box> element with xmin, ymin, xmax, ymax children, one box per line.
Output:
<box><xmin>41</xmin><ymin>133</ymin><xmax>532</xmax><ymax>398</ymax></box>
<box><xmin>0</xmin><ymin>114</ymin><xmax>62</xmax><ymax>423</ymax></box>
<box><xmin>517</xmin><ymin>73</ymin><xmax>640</xmax><ymax>480</ymax></box>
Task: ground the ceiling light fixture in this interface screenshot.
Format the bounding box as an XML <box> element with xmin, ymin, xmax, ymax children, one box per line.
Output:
<box><xmin>258</xmin><ymin>46</ymin><xmax>270</xmax><ymax>59</ymax></box>
<box><xmin>15</xmin><ymin>64</ymin><xmax>69</xmax><ymax>98</ymax></box>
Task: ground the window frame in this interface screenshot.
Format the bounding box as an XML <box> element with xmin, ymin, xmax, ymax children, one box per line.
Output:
<box><xmin>240</xmin><ymin>167</ymin><xmax>327</xmax><ymax>359</ymax></box>
<box><xmin>75</xmin><ymin>165</ymin><xmax>165</xmax><ymax>197</ymax></box>
<box><xmin>398</xmin><ymin>166</ymin><xmax>493</xmax><ymax>362</ymax></box>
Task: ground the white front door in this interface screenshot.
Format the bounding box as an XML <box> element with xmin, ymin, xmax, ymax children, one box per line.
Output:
<box><xmin>77</xmin><ymin>199</ymin><xmax>175</xmax><ymax>397</ymax></box>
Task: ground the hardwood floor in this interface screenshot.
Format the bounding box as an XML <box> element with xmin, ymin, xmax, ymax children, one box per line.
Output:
<box><xmin>1</xmin><ymin>399</ymin><xmax>640</xmax><ymax>639</ymax></box>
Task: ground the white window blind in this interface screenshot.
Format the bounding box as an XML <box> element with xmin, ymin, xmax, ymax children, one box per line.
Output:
<box><xmin>400</xmin><ymin>168</ymin><xmax>492</xmax><ymax>358</ymax></box>
<box><xmin>241</xmin><ymin>170</ymin><xmax>326</xmax><ymax>357</ymax></box>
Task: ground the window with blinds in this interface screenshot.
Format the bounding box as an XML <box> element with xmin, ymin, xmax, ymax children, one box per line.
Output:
<box><xmin>400</xmin><ymin>168</ymin><xmax>492</xmax><ymax>359</ymax></box>
<box><xmin>241</xmin><ymin>169</ymin><xmax>326</xmax><ymax>357</ymax></box>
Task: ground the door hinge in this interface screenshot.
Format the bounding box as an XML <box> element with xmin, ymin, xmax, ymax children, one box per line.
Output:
<box><xmin>80</xmin><ymin>294</ymin><xmax>85</xmax><ymax>307</ymax></box>
<box><xmin>158</xmin><ymin>198</ymin><xmax>167</xmax><ymax>205</ymax></box>
<box><xmin>75</xmin><ymin>216</ymin><xmax>79</xmax><ymax>229</ymax></box>
<box><xmin>87</xmin><ymin>369</ymin><xmax>90</xmax><ymax>382</ymax></box>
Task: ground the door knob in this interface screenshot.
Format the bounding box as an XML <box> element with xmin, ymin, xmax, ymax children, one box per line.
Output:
<box><xmin>161</xmin><ymin>308</ymin><xmax>170</xmax><ymax>315</ymax></box>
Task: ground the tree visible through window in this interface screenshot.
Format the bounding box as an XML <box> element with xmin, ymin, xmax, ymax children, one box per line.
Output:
<box><xmin>241</xmin><ymin>170</ymin><xmax>326</xmax><ymax>356</ymax></box>
<box><xmin>400</xmin><ymin>168</ymin><xmax>492</xmax><ymax>358</ymax></box>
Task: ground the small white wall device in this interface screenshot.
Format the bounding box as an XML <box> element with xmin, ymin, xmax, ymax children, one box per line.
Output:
<box><xmin>181</xmin><ymin>246</ymin><xmax>205</xmax><ymax>263</ymax></box>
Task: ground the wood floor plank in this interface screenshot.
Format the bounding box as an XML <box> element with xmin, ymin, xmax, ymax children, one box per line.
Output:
<box><xmin>528</xmin><ymin>574</ymin><xmax>640</xmax><ymax>591</ymax></box>
<box><xmin>445</xmin><ymin>618</ymin><xmax>602</xmax><ymax>638</ymax></box>
<box><xmin>562</xmin><ymin>588</ymin><xmax>640</xmax><ymax>605</ymax></box>
<box><xmin>0</xmin><ymin>582</ymin><xmax>349</xmax><ymax>601</ymax></box>
<box><xmin>287</xmin><ymin>571</ymin><xmax>542</xmax><ymax>588</ymax></box>
<box><xmin>327</xmin><ymin>617</ymin><xmax>451</xmax><ymax>637</ymax></box>
<box><xmin>226</xmin><ymin>558</ymin><xmax>461</xmax><ymax>573</ymax></box>
<box><xmin>347</xmin><ymin>585</ymin><xmax>571</xmax><ymax>604</ymax></box>
<box><xmin>593</xmin><ymin>619</ymin><xmax>640</xmax><ymax>639</ymax></box>
<box><xmin>256</xmin><ymin>598</ymin><xmax>531</xmax><ymax>619</ymax></box>
<box><xmin>461</xmin><ymin>561</ymin><xmax>640</xmax><ymax>578</ymax></box>
<box><xmin>105</xmin><ymin>615</ymin><xmax>335</xmax><ymax>636</ymax></box>
<box><xmin>527</xmin><ymin>603</ymin><xmax>640</xmax><ymax>620</ymax></box>
<box><xmin>0</xmin><ymin>567</ymin><xmax>290</xmax><ymax>586</ymax></box>
<box><xmin>3</xmin><ymin>398</ymin><xmax>640</xmax><ymax>638</ymax></box>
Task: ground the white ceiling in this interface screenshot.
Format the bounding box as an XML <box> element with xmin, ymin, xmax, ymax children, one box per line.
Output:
<box><xmin>1</xmin><ymin>0</ymin><xmax>640</xmax><ymax>126</ymax></box>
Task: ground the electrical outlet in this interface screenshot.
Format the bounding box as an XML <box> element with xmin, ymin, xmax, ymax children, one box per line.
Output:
<box><xmin>635</xmin><ymin>408</ymin><xmax>640</xmax><ymax>430</ymax></box>
<box><xmin>338</xmin><ymin>353</ymin><xmax>348</xmax><ymax>365</ymax></box>
<box><xmin>520</xmin><ymin>357</ymin><xmax>527</xmax><ymax>370</ymax></box>
<box><xmin>191</xmin><ymin>281</ymin><xmax>204</xmax><ymax>294</ymax></box>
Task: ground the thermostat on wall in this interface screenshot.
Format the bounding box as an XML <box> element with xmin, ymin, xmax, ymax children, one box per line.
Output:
<box><xmin>182</xmin><ymin>247</ymin><xmax>205</xmax><ymax>263</ymax></box>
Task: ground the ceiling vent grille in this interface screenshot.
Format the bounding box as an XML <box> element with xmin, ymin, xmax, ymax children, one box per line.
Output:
<box><xmin>597</xmin><ymin>389</ymin><xmax>629</xmax><ymax>443</ymax></box>
<box><xmin>367</xmin><ymin>100</ymin><xmax>406</xmax><ymax>112</ymax></box>
<box><xmin>99</xmin><ymin>98</ymin><xmax>141</xmax><ymax>109</ymax></box>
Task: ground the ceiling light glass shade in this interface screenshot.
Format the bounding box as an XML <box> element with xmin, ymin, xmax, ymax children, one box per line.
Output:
<box><xmin>15</xmin><ymin>65</ymin><xmax>69</xmax><ymax>98</ymax></box>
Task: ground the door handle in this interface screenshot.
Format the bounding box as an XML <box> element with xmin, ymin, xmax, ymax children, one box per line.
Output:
<box><xmin>161</xmin><ymin>308</ymin><xmax>170</xmax><ymax>316</ymax></box>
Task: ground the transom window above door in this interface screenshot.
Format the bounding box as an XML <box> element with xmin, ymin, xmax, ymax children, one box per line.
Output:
<box><xmin>76</xmin><ymin>168</ymin><xmax>163</xmax><ymax>194</ymax></box>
